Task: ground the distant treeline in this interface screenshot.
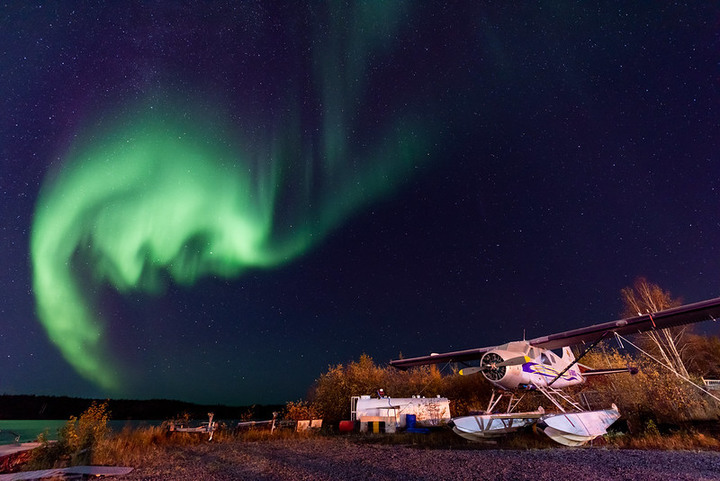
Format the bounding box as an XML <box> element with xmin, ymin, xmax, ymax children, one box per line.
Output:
<box><xmin>0</xmin><ymin>394</ymin><xmax>283</xmax><ymax>421</ymax></box>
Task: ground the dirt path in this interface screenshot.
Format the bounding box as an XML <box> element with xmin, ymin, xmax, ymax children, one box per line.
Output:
<box><xmin>115</xmin><ymin>437</ymin><xmax>720</xmax><ymax>480</ymax></box>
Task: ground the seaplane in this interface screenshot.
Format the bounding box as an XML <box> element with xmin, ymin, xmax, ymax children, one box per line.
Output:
<box><xmin>390</xmin><ymin>296</ymin><xmax>720</xmax><ymax>446</ymax></box>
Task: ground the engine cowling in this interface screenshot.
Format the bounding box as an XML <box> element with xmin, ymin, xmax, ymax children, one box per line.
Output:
<box><xmin>480</xmin><ymin>351</ymin><xmax>507</xmax><ymax>382</ymax></box>
<box><xmin>479</xmin><ymin>349</ymin><xmax>529</xmax><ymax>389</ymax></box>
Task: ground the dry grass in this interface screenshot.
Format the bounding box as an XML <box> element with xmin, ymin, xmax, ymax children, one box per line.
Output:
<box><xmin>84</xmin><ymin>423</ymin><xmax>720</xmax><ymax>468</ymax></box>
<box><xmin>91</xmin><ymin>424</ymin><xmax>319</xmax><ymax>466</ymax></box>
<box><xmin>92</xmin><ymin>426</ymin><xmax>188</xmax><ymax>466</ymax></box>
<box><xmin>23</xmin><ymin>420</ymin><xmax>720</xmax><ymax>473</ymax></box>
<box><xmin>606</xmin><ymin>431</ymin><xmax>720</xmax><ymax>451</ymax></box>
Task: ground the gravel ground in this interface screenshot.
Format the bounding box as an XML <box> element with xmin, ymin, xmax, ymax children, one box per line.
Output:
<box><xmin>115</xmin><ymin>437</ymin><xmax>720</xmax><ymax>481</ymax></box>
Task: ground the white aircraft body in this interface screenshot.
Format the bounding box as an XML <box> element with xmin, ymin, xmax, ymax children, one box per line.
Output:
<box><xmin>390</xmin><ymin>296</ymin><xmax>720</xmax><ymax>445</ymax></box>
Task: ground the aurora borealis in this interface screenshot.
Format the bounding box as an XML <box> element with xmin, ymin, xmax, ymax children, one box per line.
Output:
<box><xmin>29</xmin><ymin>1</ymin><xmax>430</xmax><ymax>394</ymax></box>
<box><xmin>3</xmin><ymin>3</ymin><xmax>720</xmax><ymax>405</ymax></box>
<box><xmin>31</xmin><ymin>95</ymin><xmax>425</xmax><ymax>390</ymax></box>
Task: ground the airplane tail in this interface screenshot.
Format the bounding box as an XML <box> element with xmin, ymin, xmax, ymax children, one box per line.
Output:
<box><xmin>561</xmin><ymin>346</ymin><xmax>575</xmax><ymax>362</ymax></box>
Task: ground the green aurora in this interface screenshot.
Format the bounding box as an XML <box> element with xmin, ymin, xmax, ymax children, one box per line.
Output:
<box><xmin>29</xmin><ymin>1</ymin><xmax>433</xmax><ymax>391</ymax></box>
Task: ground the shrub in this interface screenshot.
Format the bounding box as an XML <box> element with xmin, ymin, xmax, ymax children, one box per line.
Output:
<box><xmin>284</xmin><ymin>400</ymin><xmax>322</xmax><ymax>421</ymax></box>
<box><xmin>577</xmin><ymin>346</ymin><xmax>720</xmax><ymax>432</ymax></box>
<box><xmin>28</xmin><ymin>401</ymin><xmax>110</xmax><ymax>469</ymax></box>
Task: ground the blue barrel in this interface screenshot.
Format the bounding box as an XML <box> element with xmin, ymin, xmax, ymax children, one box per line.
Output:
<box><xmin>406</xmin><ymin>414</ymin><xmax>416</xmax><ymax>428</ymax></box>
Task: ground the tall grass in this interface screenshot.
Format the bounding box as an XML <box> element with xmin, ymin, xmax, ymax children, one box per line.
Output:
<box><xmin>26</xmin><ymin>415</ymin><xmax>321</xmax><ymax>470</ymax></box>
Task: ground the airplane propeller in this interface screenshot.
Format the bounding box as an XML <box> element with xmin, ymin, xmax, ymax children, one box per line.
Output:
<box><xmin>458</xmin><ymin>366</ymin><xmax>484</xmax><ymax>376</ymax></box>
<box><xmin>459</xmin><ymin>353</ymin><xmax>531</xmax><ymax>378</ymax></box>
<box><xmin>493</xmin><ymin>355</ymin><xmax>531</xmax><ymax>368</ymax></box>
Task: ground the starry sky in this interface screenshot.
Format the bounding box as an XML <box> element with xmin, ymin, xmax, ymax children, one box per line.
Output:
<box><xmin>1</xmin><ymin>2</ymin><xmax>719</xmax><ymax>407</ymax></box>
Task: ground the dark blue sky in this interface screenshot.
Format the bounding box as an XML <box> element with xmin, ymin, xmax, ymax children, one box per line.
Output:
<box><xmin>1</xmin><ymin>2</ymin><xmax>719</xmax><ymax>406</ymax></box>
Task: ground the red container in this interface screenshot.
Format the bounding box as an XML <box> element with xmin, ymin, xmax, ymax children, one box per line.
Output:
<box><xmin>338</xmin><ymin>420</ymin><xmax>355</xmax><ymax>432</ymax></box>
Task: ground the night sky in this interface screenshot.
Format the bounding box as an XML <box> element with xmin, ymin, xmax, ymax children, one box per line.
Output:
<box><xmin>2</xmin><ymin>3</ymin><xmax>719</xmax><ymax>406</ymax></box>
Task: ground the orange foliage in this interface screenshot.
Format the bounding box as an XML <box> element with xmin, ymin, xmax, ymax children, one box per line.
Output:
<box><xmin>309</xmin><ymin>353</ymin><xmax>493</xmax><ymax>422</ymax></box>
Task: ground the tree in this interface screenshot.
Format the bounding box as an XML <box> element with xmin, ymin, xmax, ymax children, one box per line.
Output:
<box><xmin>683</xmin><ymin>333</ymin><xmax>720</xmax><ymax>378</ymax></box>
<box><xmin>620</xmin><ymin>277</ymin><xmax>687</xmax><ymax>378</ymax></box>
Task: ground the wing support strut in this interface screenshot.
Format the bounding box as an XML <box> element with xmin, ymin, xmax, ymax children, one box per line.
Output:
<box><xmin>548</xmin><ymin>331</ymin><xmax>609</xmax><ymax>387</ymax></box>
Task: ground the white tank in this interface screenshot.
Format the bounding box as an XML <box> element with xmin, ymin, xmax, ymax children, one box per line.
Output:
<box><xmin>352</xmin><ymin>395</ymin><xmax>450</xmax><ymax>427</ymax></box>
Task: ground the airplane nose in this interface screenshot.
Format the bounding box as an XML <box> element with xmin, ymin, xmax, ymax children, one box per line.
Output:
<box><xmin>480</xmin><ymin>352</ymin><xmax>507</xmax><ymax>381</ymax></box>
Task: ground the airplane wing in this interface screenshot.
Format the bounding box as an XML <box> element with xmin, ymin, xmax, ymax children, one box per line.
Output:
<box><xmin>389</xmin><ymin>296</ymin><xmax>720</xmax><ymax>369</ymax></box>
<box><xmin>528</xmin><ymin>296</ymin><xmax>720</xmax><ymax>350</ymax></box>
<box><xmin>389</xmin><ymin>346</ymin><xmax>494</xmax><ymax>369</ymax></box>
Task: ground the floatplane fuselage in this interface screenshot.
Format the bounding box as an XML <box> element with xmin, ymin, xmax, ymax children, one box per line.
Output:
<box><xmin>457</xmin><ymin>341</ymin><xmax>584</xmax><ymax>390</ymax></box>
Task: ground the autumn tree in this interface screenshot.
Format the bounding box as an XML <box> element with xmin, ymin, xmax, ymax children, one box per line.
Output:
<box><xmin>309</xmin><ymin>354</ymin><xmax>387</xmax><ymax>422</ymax></box>
<box><xmin>284</xmin><ymin>400</ymin><xmax>322</xmax><ymax>421</ymax></box>
<box><xmin>684</xmin><ymin>333</ymin><xmax>720</xmax><ymax>378</ymax></box>
<box><xmin>621</xmin><ymin>277</ymin><xmax>688</xmax><ymax>378</ymax></box>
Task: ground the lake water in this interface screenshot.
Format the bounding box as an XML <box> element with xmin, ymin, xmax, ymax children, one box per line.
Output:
<box><xmin>0</xmin><ymin>420</ymin><xmax>163</xmax><ymax>445</ymax></box>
